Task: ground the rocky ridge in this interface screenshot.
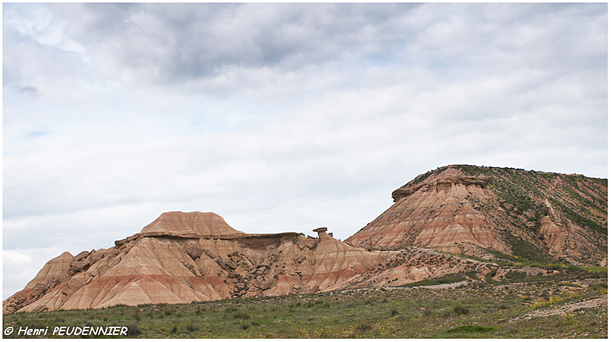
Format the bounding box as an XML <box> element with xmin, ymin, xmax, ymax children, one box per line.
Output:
<box><xmin>4</xmin><ymin>165</ymin><xmax>607</xmax><ymax>313</ymax></box>
<box><xmin>346</xmin><ymin>165</ymin><xmax>607</xmax><ymax>266</ymax></box>
<box><xmin>4</xmin><ymin>211</ymin><xmax>490</xmax><ymax>313</ymax></box>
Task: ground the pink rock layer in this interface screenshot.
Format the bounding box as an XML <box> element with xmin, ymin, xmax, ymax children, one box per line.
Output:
<box><xmin>4</xmin><ymin>211</ymin><xmax>488</xmax><ymax>313</ymax></box>
<box><xmin>346</xmin><ymin>168</ymin><xmax>507</xmax><ymax>254</ymax></box>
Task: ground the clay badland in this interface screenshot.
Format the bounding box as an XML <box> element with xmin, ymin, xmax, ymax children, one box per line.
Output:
<box><xmin>3</xmin><ymin>164</ymin><xmax>607</xmax><ymax>313</ymax></box>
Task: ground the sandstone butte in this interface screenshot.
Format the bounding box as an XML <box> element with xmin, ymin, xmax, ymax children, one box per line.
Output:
<box><xmin>4</xmin><ymin>165</ymin><xmax>607</xmax><ymax>313</ymax></box>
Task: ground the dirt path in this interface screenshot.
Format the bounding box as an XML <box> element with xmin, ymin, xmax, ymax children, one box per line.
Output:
<box><xmin>513</xmin><ymin>294</ymin><xmax>607</xmax><ymax>322</ymax></box>
<box><xmin>418</xmin><ymin>280</ymin><xmax>470</xmax><ymax>289</ymax></box>
<box><xmin>381</xmin><ymin>280</ymin><xmax>470</xmax><ymax>291</ymax></box>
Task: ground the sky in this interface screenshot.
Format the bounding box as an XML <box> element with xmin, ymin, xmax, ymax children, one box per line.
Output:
<box><xmin>2</xmin><ymin>3</ymin><xmax>608</xmax><ymax>299</ymax></box>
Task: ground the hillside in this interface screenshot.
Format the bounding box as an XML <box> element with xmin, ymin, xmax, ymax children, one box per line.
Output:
<box><xmin>3</xmin><ymin>278</ymin><xmax>607</xmax><ymax>338</ymax></box>
<box><xmin>346</xmin><ymin>165</ymin><xmax>607</xmax><ymax>266</ymax></box>
<box><xmin>3</xmin><ymin>212</ymin><xmax>488</xmax><ymax>313</ymax></box>
<box><xmin>3</xmin><ymin>165</ymin><xmax>607</xmax><ymax>314</ymax></box>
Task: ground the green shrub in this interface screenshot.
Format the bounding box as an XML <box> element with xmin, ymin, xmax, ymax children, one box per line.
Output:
<box><xmin>505</xmin><ymin>271</ymin><xmax>527</xmax><ymax>281</ymax></box>
<box><xmin>447</xmin><ymin>325</ymin><xmax>495</xmax><ymax>333</ymax></box>
<box><xmin>127</xmin><ymin>324</ymin><xmax>141</xmax><ymax>336</ymax></box>
<box><xmin>233</xmin><ymin>312</ymin><xmax>251</xmax><ymax>320</ymax></box>
<box><xmin>453</xmin><ymin>306</ymin><xmax>469</xmax><ymax>315</ymax></box>
<box><xmin>185</xmin><ymin>323</ymin><xmax>198</xmax><ymax>333</ymax></box>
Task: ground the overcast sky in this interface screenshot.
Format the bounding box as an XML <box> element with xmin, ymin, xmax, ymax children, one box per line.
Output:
<box><xmin>3</xmin><ymin>3</ymin><xmax>607</xmax><ymax>299</ymax></box>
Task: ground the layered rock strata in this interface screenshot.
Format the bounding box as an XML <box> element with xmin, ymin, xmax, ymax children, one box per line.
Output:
<box><xmin>346</xmin><ymin>165</ymin><xmax>607</xmax><ymax>266</ymax></box>
<box><xmin>4</xmin><ymin>211</ymin><xmax>488</xmax><ymax>313</ymax></box>
<box><xmin>5</xmin><ymin>165</ymin><xmax>606</xmax><ymax>313</ymax></box>
<box><xmin>347</xmin><ymin>168</ymin><xmax>507</xmax><ymax>254</ymax></box>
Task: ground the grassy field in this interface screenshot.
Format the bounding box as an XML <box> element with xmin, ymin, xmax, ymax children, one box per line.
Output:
<box><xmin>3</xmin><ymin>278</ymin><xmax>607</xmax><ymax>339</ymax></box>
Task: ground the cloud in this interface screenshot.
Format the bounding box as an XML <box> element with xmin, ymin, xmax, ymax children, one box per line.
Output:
<box><xmin>3</xmin><ymin>3</ymin><xmax>607</xmax><ymax>299</ymax></box>
<box><xmin>42</xmin><ymin>4</ymin><xmax>424</xmax><ymax>85</ymax></box>
<box><xmin>14</xmin><ymin>85</ymin><xmax>39</xmax><ymax>96</ymax></box>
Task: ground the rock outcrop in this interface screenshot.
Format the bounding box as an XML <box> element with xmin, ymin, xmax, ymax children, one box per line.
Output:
<box><xmin>347</xmin><ymin>167</ymin><xmax>507</xmax><ymax>254</ymax></box>
<box><xmin>4</xmin><ymin>211</ymin><xmax>487</xmax><ymax>313</ymax></box>
<box><xmin>2</xmin><ymin>252</ymin><xmax>74</xmax><ymax>314</ymax></box>
<box><xmin>4</xmin><ymin>165</ymin><xmax>606</xmax><ymax>313</ymax></box>
<box><xmin>346</xmin><ymin>165</ymin><xmax>607</xmax><ymax>266</ymax></box>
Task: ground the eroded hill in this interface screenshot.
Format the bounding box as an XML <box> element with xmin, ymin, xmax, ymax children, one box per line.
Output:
<box><xmin>4</xmin><ymin>212</ymin><xmax>489</xmax><ymax>313</ymax></box>
<box><xmin>346</xmin><ymin>165</ymin><xmax>607</xmax><ymax>266</ymax></box>
<box><xmin>4</xmin><ymin>165</ymin><xmax>607</xmax><ymax>313</ymax></box>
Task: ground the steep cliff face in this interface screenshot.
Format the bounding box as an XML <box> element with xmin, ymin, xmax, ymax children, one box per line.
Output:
<box><xmin>346</xmin><ymin>165</ymin><xmax>607</xmax><ymax>266</ymax></box>
<box><xmin>4</xmin><ymin>212</ymin><xmax>489</xmax><ymax>313</ymax></box>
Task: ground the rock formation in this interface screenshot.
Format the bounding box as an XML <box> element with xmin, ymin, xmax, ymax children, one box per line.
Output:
<box><xmin>4</xmin><ymin>211</ymin><xmax>488</xmax><ymax>313</ymax></box>
<box><xmin>4</xmin><ymin>165</ymin><xmax>607</xmax><ymax>313</ymax></box>
<box><xmin>346</xmin><ymin>165</ymin><xmax>607</xmax><ymax>266</ymax></box>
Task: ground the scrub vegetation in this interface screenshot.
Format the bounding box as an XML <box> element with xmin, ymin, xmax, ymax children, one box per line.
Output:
<box><xmin>4</xmin><ymin>276</ymin><xmax>606</xmax><ymax>339</ymax></box>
